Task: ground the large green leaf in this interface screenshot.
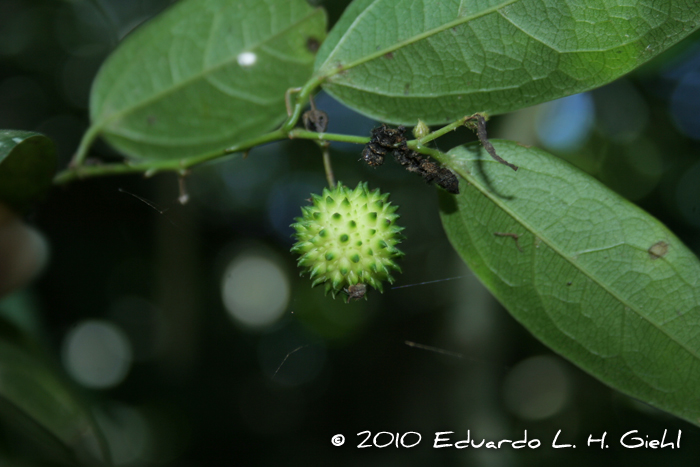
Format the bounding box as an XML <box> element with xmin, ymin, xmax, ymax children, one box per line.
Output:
<box><xmin>0</xmin><ymin>131</ymin><xmax>56</xmax><ymax>212</ymax></box>
<box><xmin>88</xmin><ymin>0</ymin><xmax>326</xmax><ymax>161</ymax></box>
<box><xmin>438</xmin><ymin>141</ymin><xmax>700</xmax><ymax>426</ymax></box>
<box><xmin>315</xmin><ymin>0</ymin><xmax>700</xmax><ymax>124</ymax></box>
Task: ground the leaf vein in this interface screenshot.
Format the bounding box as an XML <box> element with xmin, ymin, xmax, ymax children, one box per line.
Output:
<box><xmin>452</xmin><ymin>156</ymin><xmax>700</xmax><ymax>364</ymax></box>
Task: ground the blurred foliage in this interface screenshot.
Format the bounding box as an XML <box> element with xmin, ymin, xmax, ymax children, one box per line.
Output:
<box><xmin>0</xmin><ymin>0</ymin><xmax>699</xmax><ymax>466</ymax></box>
<box><xmin>0</xmin><ymin>130</ymin><xmax>56</xmax><ymax>212</ymax></box>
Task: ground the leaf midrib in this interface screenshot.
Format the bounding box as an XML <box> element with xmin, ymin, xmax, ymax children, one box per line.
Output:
<box><xmin>447</xmin><ymin>149</ymin><xmax>700</xmax><ymax>363</ymax></box>
<box><xmin>93</xmin><ymin>8</ymin><xmax>321</xmax><ymax>133</ymax></box>
<box><xmin>316</xmin><ymin>0</ymin><xmax>519</xmax><ymax>78</ymax></box>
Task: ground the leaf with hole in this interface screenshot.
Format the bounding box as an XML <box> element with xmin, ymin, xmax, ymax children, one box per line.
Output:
<box><xmin>315</xmin><ymin>0</ymin><xmax>700</xmax><ymax>124</ymax></box>
<box><xmin>438</xmin><ymin>140</ymin><xmax>700</xmax><ymax>426</ymax></box>
<box><xmin>88</xmin><ymin>0</ymin><xmax>326</xmax><ymax>161</ymax></box>
<box><xmin>0</xmin><ymin>130</ymin><xmax>56</xmax><ymax>212</ymax></box>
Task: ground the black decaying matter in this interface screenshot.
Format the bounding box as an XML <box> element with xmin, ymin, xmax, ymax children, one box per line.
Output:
<box><xmin>467</xmin><ymin>114</ymin><xmax>518</xmax><ymax>171</ymax></box>
<box><xmin>362</xmin><ymin>125</ymin><xmax>460</xmax><ymax>194</ymax></box>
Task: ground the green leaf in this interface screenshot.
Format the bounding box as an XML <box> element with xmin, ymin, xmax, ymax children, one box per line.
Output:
<box><xmin>0</xmin><ymin>315</ymin><xmax>108</xmax><ymax>464</ymax></box>
<box><xmin>315</xmin><ymin>0</ymin><xmax>700</xmax><ymax>125</ymax></box>
<box><xmin>0</xmin><ymin>131</ymin><xmax>56</xmax><ymax>212</ymax></box>
<box><xmin>88</xmin><ymin>0</ymin><xmax>326</xmax><ymax>161</ymax></box>
<box><xmin>438</xmin><ymin>141</ymin><xmax>700</xmax><ymax>426</ymax></box>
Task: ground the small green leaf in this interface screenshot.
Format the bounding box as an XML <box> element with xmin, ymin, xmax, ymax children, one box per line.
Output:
<box><xmin>0</xmin><ymin>316</ymin><xmax>107</xmax><ymax>464</ymax></box>
<box><xmin>0</xmin><ymin>131</ymin><xmax>56</xmax><ymax>212</ymax></box>
<box><xmin>315</xmin><ymin>0</ymin><xmax>700</xmax><ymax>124</ymax></box>
<box><xmin>438</xmin><ymin>141</ymin><xmax>700</xmax><ymax>426</ymax></box>
<box><xmin>88</xmin><ymin>0</ymin><xmax>326</xmax><ymax>161</ymax></box>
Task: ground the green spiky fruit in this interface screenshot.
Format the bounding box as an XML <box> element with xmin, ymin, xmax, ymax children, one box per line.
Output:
<box><xmin>291</xmin><ymin>182</ymin><xmax>404</xmax><ymax>299</ymax></box>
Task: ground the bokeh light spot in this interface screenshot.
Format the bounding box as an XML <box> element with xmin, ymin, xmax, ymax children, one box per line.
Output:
<box><xmin>594</xmin><ymin>80</ymin><xmax>649</xmax><ymax>143</ymax></box>
<box><xmin>62</xmin><ymin>320</ymin><xmax>133</xmax><ymax>389</ymax></box>
<box><xmin>671</xmin><ymin>71</ymin><xmax>700</xmax><ymax>140</ymax></box>
<box><xmin>221</xmin><ymin>252</ymin><xmax>289</xmax><ymax>328</ymax></box>
<box><xmin>536</xmin><ymin>93</ymin><xmax>594</xmax><ymax>152</ymax></box>
<box><xmin>93</xmin><ymin>404</ymin><xmax>151</xmax><ymax>466</ymax></box>
<box><xmin>502</xmin><ymin>355</ymin><xmax>571</xmax><ymax>420</ymax></box>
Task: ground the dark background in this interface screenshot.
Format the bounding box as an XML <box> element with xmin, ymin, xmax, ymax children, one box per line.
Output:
<box><xmin>1</xmin><ymin>0</ymin><xmax>700</xmax><ymax>465</ymax></box>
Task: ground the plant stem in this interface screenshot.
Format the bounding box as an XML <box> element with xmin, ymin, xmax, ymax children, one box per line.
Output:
<box><xmin>187</xmin><ymin>129</ymin><xmax>286</xmax><ymax>166</ymax></box>
<box><xmin>54</xmin><ymin>101</ymin><xmax>469</xmax><ymax>186</ymax></box>
<box><xmin>53</xmin><ymin>159</ymin><xmax>189</xmax><ymax>185</ymax></box>
<box><xmin>70</xmin><ymin>124</ymin><xmax>101</xmax><ymax>167</ymax></box>
<box><xmin>53</xmin><ymin>128</ymin><xmax>370</xmax><ymax>185</ymax></box>
<box><xmin>54</xmin><ymin>129</ymin><xmax>287</xmax><ymax>185</ymax></box>
<box><xmin>321</xmin><ymin>143</ymin><xmax>335</xmax><ymax>188</ymax></box>
<box><xmin>406</xmin><ymin>141</ymin><xmax>445</xmax><ymax>160</ymax></box>
<box><xmin>288</xmin><ymin>129</ymin><xmax>369</xmax><ymax>144</ymax></box>
<box><xmin>417</xmin><ymin>116</ymin><xmax>468</xmax><ymax>145</ymax></box>
<box><xmin>282</xmin><ymin>75</ymin><xmax>325</xmax><ymax>133</ymax></box>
